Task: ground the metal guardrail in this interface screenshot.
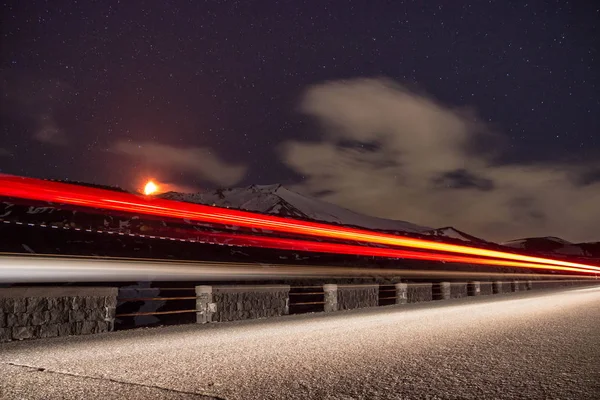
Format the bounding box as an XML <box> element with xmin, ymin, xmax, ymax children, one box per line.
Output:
<box><xmin>378</xmin><ymin>287</ymin><xmax>398</xmax><ymax>301</ymax></box>
<box><xmin>117</xmin><ymin>284</ymin><xmax>398</xmax><ymax>321</ymax></box>
<box><xmin>115</xmin><ymin>285</ymin><xmax>331</xmax><ymax>323</ymax></box>
<box><xmin>288</xmin><ymin>285</ymin><xmax>326</xmax><ymax>307</ymax></box>
<box><xmin>116</xmin><ymin>287</ymin><xmax>197</xmax><ymax>321</ymax></box>
<box><xmin>117</xmin><ymin>309</ymin><xmax>197</xmax><ymax>317</ymax></box>
<box><xmin>113</xmin><ymin>280</ymin><xmax>598</xmax><ymax>329</ymax></box>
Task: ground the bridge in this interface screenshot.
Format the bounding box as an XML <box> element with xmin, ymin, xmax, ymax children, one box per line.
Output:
<box><xmin>1</xmin><ymin>285</ymin><xmax>599</xmax><ymax>399</ymax></box>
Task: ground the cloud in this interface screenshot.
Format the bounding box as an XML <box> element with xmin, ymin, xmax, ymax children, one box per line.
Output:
<box><xmin>1</xmin><ymin>74</ymin><xmax>72</xmax><ymax>145</ymax></box>
<box><xmin>281</xmin><ymin>78</ymin><xmax>600</xmax><ymax>242</ymax></box>
<box><xmin>112</xmin><ymin>140</ymin><xmax>247</xmax><ymax>187</ymax></box>
<box><xmin>33</xmin><ymin>113</ymin><xmax>68</xmax><ymax>145</ymax></box>
<box><xmin>154</xmin><ymin>182</ymin><xmax>200</xmax><ymax>194</ymax></box>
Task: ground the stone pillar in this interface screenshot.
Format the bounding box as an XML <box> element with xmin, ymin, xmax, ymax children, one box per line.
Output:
<box><xmin>526</xmin><ymin>280</ymin><xmax>533</xmax><ymax>290</ymax></box>
<box><xmin>511</xmin><ymin>281</ymin><xmax>519</xmax><ymax>292</ymax></box>
<box><xmin>323</xmin><ymin>284</ymin><xmax>338</xmax><ymax>312</ymax></box>
<box><xmin>395</xmin><ymin>283</ymin><xmax>408</xmax><ymax>304</ymax></box>
<box><xmin>195</xmin><ymin>286</ymin><xmax>215</xmax><ymax>324</ymax></box>
<box><xmin>433</xmin><ymin>282</ymin><xmax>451</xmax><ymax>300</ymax></box>
<box><xmin>467</xmin><ymin>281</ymin><xmax>481</xmax><ymax>296</ymax></box>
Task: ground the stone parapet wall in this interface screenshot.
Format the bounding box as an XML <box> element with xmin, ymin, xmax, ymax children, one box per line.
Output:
<box><xmin>479</xmin><ymin>282</ymin><xmax>494</xmax><ymax>295</ymax></box>
<box><xmin>0</xmin><ymin>287</ymin><xmax>117</xmax><ymax>343</ymax></box>
<box><xmin>407</xmin><ymin>283</ymin><xmax>433</xmax><ymax>303</ymax></box>
<box><xmin>196</xmin><ymin>285</ymin><xmax>290</xmax><ymax>323</ymax></box>
<box><xmin>449</xmin><ymin>283</ymin><xmax>468</xmax><ymax>299</ymax></box>
<box><xmin>432</xmin><ymin>282</ymin><xmax>469</xmax><ymax>300</ymax></box>
<box><xmin>528</xmin><ymin>280</ymin><xmax>590</xmax><ymax>290</ymax></box>
<box><xmin>323</xmin><ymin>284</ymin><xmax>379</xmax><ymax>312</ymax></box>
<box><xmin>511</xmin><ymin>281</ymin><xmax>528</xmax><ymax>292</ymax></box>
<box><xmin>493</xmin><ymin>281</ymin><xmax>512</xmax><ymax>294</ymax></box>
<box><xmin>529</xmin><ymin>280</ymin><xmax>557</xmax><ymax>290</ymax></box>
<box><xmin>337</xmin><ymin>285</ymin><xmax>378</xmax><ymax>311</ymax></box>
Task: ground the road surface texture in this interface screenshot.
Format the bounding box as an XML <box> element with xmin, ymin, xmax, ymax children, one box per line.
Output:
<box><xmin>1</xmin><ymin>286</ymin><xmax>599</xmax><ymax>400</ymax></box>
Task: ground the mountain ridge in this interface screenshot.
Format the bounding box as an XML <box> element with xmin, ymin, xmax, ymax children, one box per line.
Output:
<box><xmin>10</xmin><ymin>178</ymin><xmax>598</xmax><ymax>256</ymax></box>
<box><xmin>158</xmin><ymin>184</ymin><xmax>599</xmax><ymax>256</ymax></box>
<box><xmin>159</xmin><ymin>183</ymin><xmax>433</xmax><ymax>235</ymax></box>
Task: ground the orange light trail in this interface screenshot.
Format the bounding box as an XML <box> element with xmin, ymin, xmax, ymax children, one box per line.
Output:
<box><xmin>185</xmin><ymin>231</ymin><xmax>599</xmax><ymax>275</ymax></box>
<box><xmin>0</xmin><ymin>174</ymin><xmax>598</xmax><ymax>273</ymax></box>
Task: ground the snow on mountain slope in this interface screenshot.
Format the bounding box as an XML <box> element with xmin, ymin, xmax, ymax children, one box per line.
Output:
<box><xmin>502</xmin><ymin>236</ymin><xmax>572</xmax><ymax>248</ymax></box>
<box><xmin>423</xmin><ymin>227</ymin><xmax>490</xmax><ymax>243</ymax></box>
<box><xmin>161</xmin><ymin>184</ymin><xmax>432</xmax><ymax>234</ymax></box>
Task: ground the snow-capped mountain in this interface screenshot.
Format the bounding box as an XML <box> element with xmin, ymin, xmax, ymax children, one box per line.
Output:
<box><xmin>161</xmin><ymin>184</ymin><xmax>600</xmax><ymax>253</ymax></box>
<box><xmin>502</xmin><ymin>237</ymin><xmax>600</xmax><ymax>258</ymax></box>
<box><xmin>160</xmin><ymin>184</ymin><xmax>432</xmax><ymax>234</ymax></box>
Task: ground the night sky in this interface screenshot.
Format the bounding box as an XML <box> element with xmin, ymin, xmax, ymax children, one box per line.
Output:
<box><xmin>1</xmin><ymin>1</ymin><xmax>599</xmax><ymax>241</ymax></box>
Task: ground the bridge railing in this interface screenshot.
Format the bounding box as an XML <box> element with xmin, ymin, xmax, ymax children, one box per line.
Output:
<box><xmin>1</xmin><ymin>278</ymin><xmax>597</xmax><ymax>342</ymax></box>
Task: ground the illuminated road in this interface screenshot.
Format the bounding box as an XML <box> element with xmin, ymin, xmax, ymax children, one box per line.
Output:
<box><xmin>1</xmin><ymin>286</ymin><xmax>600</xmax><ymax>399</ymax></box>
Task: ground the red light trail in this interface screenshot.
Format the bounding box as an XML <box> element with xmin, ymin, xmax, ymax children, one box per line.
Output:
<box><xmin>0</xmin><ymin>174</ymin><xmax>598</xmax><ymax>274</ymax></box>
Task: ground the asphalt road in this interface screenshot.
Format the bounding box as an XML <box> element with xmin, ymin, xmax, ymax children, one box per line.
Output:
<box><xmin>1</xmin><ymin>286</ymin><xmax>599</xmax><ymax>400</ymax></box>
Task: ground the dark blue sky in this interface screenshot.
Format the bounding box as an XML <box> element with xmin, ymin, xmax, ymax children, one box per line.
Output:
<box><xmin>1</xmin><ymin>0</ymin><xmax>598</xmax><ymax>190</ymax></box>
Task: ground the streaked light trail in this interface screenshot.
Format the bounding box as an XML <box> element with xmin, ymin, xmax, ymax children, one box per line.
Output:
<box><xmin>1</xmin><ymin>174</ymin><xmax>599</xmax><ymax>274</ymax></box>
<box><xmin>180</xmin><ymin>230</ymin><xmax>599</xmax><ymax>274</ymax></box>
<box><xmin>1</xmin><ymin>254</ymin><xmax>598</xmax><ymax>283</ymax></box>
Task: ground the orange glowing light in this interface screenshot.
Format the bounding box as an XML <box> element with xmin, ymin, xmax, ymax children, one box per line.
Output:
<box><xmin>143</xmin><ymin>181</ymin><xmax>158</xmax><ymax>196</ymax></box>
